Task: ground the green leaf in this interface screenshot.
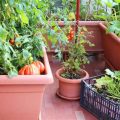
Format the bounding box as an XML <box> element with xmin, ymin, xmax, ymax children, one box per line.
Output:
<box><xmin>105</xmin><ymin>0</ymin><xmax>118</xmax><ymax>7</ymax></box>
<box><xmin>114</xmin><ymin>0</ymin><xmax>120</xmax><ymax>3</ymax></box>
<box><xmin>114</xmin><ymin>71</ymin><xmax>120</xmax><ymax>80</ymax></box>
<box><xmin>19</xmin><ymin>11</ymin><xmax>29</xmax><ymax>24</ymax></box>
<box><xmin>22</xmin><ymin>49</ymin><xmax>30</xmax><ymax>59</ymax></box>
<box><xmin>108</xmin><ymin>21</ymin><xmax>120</xmax><ymax>35</ymax></box>
<box><xmin>9</xmin><ymin>45</ymin><xmax>16</xmax><ymax>57</ymax></box>
<box><xmin>9</xmin><ymin>0</ymin><xmax>14</xmax><ymax>5</ymax></box>
<box><xmin>105</xmin><ymin>69</ymin><xmax>115</xmax><ymax>78</ymax></box>
<box><xmin>0</xmin><ymin>26</ymin><xmax>8</xmax><ymax>42</ymax></box>
<box><xmin>8</xmin><ymin>69</ymin><xmax>18</xmax><ymax>78</ymax></box>
<box><xmin>0</xmin><ymin>42</ymin><xmax>3</xmax><ymax>49</ymax></box>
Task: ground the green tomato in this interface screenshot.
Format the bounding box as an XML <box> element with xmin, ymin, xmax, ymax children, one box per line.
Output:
<box><xmin>15</xmin><ymin>42</ymin><xmax>22</xmax><ymax>47</ymax></box>
<box><xmin>68</xmin><ymin>12</ymin><xmax>75</xmax><ymax>21</ymax></box>
<box><xmin>29</xmin><ymin>56</ymin><xmax>33</xmax><ymax>63</ymax></box>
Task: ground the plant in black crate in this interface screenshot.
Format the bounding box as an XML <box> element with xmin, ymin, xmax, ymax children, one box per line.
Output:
<box><xmin>80</xmin><ymin>69</ymin><xmax>120</xmax><ymax>120</ymax></box>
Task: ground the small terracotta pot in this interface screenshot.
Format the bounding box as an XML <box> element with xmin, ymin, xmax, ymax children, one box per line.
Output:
<box><xmin>55</xmin><ymin>68</ymin><xmax>89</xmax><ymax>100</ymax></box>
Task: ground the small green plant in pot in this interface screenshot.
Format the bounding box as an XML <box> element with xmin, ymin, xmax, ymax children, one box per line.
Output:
<box><xmin>55</xmin><ymin>26</ymin><xmax>94</xmax><ymax>100</ymax></box>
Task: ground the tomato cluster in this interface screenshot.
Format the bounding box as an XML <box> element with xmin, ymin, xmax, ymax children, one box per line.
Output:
<box><xmin>18</xmin><ymin>61</ymin><xmax>45</xmax><ymax>75</ymax></box>
<box><xmin>67</xmin><ymin>27</ymin><xmax>74</xmax><ymax>41</ymax></box>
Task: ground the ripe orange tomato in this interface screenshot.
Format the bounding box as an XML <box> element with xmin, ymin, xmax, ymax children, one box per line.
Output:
<box><xmin>9</xmin><ymin>39</ymin><xmax>15</xmax><ymax>45</ymax></box>
<box><xmin>32</xmin><ymin>61</ymin><xmax>45</xmax><ymax>73</ymax></box>
<box><xmin>67</xmin><ymin>27</ymin><xmax>74</xmax><ymax>41</ymax></box>
<box><xmin>70</xmin><ymin>34</ymin><xmax>74</xmax><ymax>38</ymax></box>
<box><xmin>18</xmin><ymin>64</ymin><xmax>40</xmax><ymax>75</ymax></box>
<box><xmin>70</xmin><ymin>30</ymin><xmax>74</xmax><ymax>35</ymax></box>
<box><xmin>67</xmin><ymin>35</ymin><xmax>71</xmax><ymax>41</ymax></box>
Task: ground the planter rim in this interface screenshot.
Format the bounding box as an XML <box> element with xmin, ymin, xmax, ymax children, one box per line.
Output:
<box><xmin>55</xmin><ymin>67</ymin><xmax>89</xmax><ymax>83</ymax></box>
<box><xmin>78</xmin><ymin>21</ymin><xmax>105</xmax><ymax>26</ymax></box>
<box><xmin>99</xmin><ymin>23</ymin><xmax>120</xmax><ymax>41</ymax></box>
<box><xmin>0</xmin><ymin>47</ymin><xmax>54</xmax><ymax>85</ymax></box>
<box><xmin>50</xmin><ymin>21</ymin><xmax>105</xmax><ymax>26</ymax></box>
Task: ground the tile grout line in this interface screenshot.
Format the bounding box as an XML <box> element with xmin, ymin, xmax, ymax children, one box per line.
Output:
<box><xmin>75</xmin><ymin>111</ymin><xmax>85</xmax><ymax>120</ymax></box>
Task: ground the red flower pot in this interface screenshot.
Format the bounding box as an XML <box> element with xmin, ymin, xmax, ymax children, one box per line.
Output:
<box><xmin>55</xmin><ymin>68</ymin><xmax>89</xmax><ymax>100</ymax></box>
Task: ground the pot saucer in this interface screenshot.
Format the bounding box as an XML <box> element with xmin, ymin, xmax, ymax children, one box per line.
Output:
<box><xmin>56</xmin><ymin>89</ymin><xmax>80</xmax><ymax>100</ymax></box>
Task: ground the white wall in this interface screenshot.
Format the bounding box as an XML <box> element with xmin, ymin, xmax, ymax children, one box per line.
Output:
<box><xmin>81</xmin><ymin>0</ymin><xmax>111</xmax><ymax>14</ymax></box>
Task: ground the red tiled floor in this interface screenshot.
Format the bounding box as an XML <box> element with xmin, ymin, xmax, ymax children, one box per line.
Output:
<box><xmin>42</xmin><ymin>54</ymin><xmax>105</xmax><ymax>120</ymax></box>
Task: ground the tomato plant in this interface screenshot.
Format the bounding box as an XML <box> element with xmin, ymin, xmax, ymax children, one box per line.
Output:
<box><xmin>60</xmin><ymin>26</ymin><xmax>94</xmax><ymax>79</ymax></box>
<box><xmin>0</xmin><ymin>0</ymin><xmax>68</xmax><ymax>77</ymax></box>
<box><xmin>45</xmin><ymin>0</ymin><xmax>76</xmax><ymax>21</ymax></box>
<box><xmin>80</xmin><ymin>0</ymin><xmax>120</xmax><ymax>36</ymax></box>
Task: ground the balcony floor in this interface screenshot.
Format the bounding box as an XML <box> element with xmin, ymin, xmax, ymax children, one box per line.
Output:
<box><xmin>42</xmin><ymin>54</ymin><xmax>105</xmax><ymax>120</ymax></box>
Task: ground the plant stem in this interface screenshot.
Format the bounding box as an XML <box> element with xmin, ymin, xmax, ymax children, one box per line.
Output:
<box><xmin>113</xmin><ymin>8</ymin><xmax>117</xmax><ymax>21</ymax></box>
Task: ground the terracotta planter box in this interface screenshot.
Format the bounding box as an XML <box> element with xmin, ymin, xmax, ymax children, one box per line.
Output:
<box><xmin>0</xmin><ymin>48</ymin><xmax>54</xmax><ymax>120</ymax></box>
<box><xmin>99</xmin><ymin>23</ymin><xmax>120</xmax><ymax>70</ymax></box>
<box><xmin>48</xmin><ymin>21</ymin><xmax>119</xmax><ymax>70</ymax></box>
<box><xmin>47</xmin><ymin>21</ymin><xmax>104</xmax><ymax>62</ymax></box>
<box><xmin>78</xmin><ymin>21</ymin><xmax>104</xmax><ymax>53</ymax></box>
<box><xmin>47</xmin><ymin>21</ymin><xmax>104</xmax><ymax>52</ymax></box>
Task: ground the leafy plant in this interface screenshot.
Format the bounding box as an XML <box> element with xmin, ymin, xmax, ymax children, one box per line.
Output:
<box><xmin>61</xmin><ymin>27</ymin><xmax>94</xmax><ymax>79</ymax></box>
<box><xmin>80</xmin><ymin>0</ymin><xmax>120</xmax><ymax>37</ymax></box>
<box><xmin>80</xmin><ymin>0</ymin><xmax>109</xmax><ymax>21</ymax></box>
<box><xmin>107</xmin><ymin>21</ymin><xmax>120</xmax><ymax>36</ymax></box>
<box><xmin>93</xmin><ymin>0</ymin><xmax>120</xmax><ymax>36</ymax></box>
<box><xmin>0</xmin><ymin>0</ymin><xmax>68</xmax><ymax>77</ymax></box>
<box><xmin>95</xmin><ymin>69</ymin><xmax>120</xmax><ymax>101</ymax></box>
<box><xmin>46</xmin><ymin>0</ymin><xmax>76</xmax><ymax>21</ymax></box>
<box><xmin>103</xmin><ymin>0</ymin><xmax>120</xmax><ymax>36</ymax></box>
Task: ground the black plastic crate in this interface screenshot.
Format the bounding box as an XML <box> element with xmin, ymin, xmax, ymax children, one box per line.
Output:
<box><xmin>80</xmin><ymin>75</ymin><xmax>120</xmax><ymax>120</ymax></box>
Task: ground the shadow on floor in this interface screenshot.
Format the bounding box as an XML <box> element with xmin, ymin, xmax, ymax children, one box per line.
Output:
<box><xmin>42</xmin><ymin>54</ymin><xmax>105</xmax><ymax>120</ymax></box>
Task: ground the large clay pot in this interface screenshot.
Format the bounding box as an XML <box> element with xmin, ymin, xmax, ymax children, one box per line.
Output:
<box><xmin>55</xmin><ymin>68</ymin><xmax>89</xmax><ymax>100</ymax></box>
<box><xmin>0</xmin><ymin>48</ymin><xmax>54</xmax><ymax>120</ymax></box>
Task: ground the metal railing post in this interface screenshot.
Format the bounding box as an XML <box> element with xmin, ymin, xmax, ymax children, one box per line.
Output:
<box><xmin>75</xmin><ymin>0</ymin><xmax>80</xmax><ymax>43</ymax></box>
